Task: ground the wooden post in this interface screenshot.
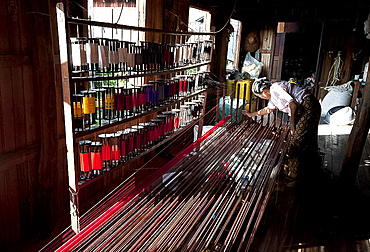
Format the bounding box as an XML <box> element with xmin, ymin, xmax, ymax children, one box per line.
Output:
<box><xmin>56</xmin><ymin>3</ymin><xmax>80</xmax><ymax>233</ymax></box>
<box><xmin>222</xmin><ymin>83</ymin><xmax>226</xmax><ymax>120</ymax></box>
<box><xmin>29</xmin><ymin>0</ymin><xmax>59</xmax><ymax>238</ymax></box>
<box><xmin>196</xmin><ymin>90</ymin><xmax>207</xmax><ymax>143</ymax></box>
<box><xmin>340</xmin><ymin>60</ymin><xmax>370</xmax><ymax>189</ymax></box>
<box><xmin>216</xmin><ymin>86</ymin><xmax>220</xmax><ymax>122</ymax></box>
<box><xmin>230</xmin><ymin>82</ymin><xmax>234</xmax><ymax>123</ymax></box>
<box><xmin>236</xmin><ymin>82</ymin><xmax>240</xmax><ymax>123</ymax></box>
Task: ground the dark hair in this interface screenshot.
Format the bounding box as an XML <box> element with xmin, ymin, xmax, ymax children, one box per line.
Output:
<box><xmin>252</xmin><ymin>78</ymin><xmax>271</xmax><ymax>94</ymax></box>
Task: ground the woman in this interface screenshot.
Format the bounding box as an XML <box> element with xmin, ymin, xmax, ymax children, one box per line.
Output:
<box><xmin>242</xmin><ymin>79</ymin><xmax>321</xmax><ymax>183</ymax></box>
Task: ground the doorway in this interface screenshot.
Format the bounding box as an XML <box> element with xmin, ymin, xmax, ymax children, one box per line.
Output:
<box><xmin>274</xmin><ymin>22</ymin><xmax>322</xmax><ymax>87</ymax></box>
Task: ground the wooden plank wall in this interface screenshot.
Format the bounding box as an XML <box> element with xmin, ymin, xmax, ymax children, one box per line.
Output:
<box><xmin>0</xmin><ymin>0</ymin><xmax>69</xmax><ymax>248</ymax></box>
<box><xmin>316</xmin><ymin>21</ymin><xmax>354</xmax><ymax>101</ymax></box>
<box><xmin>259</xmin><ymin>22</ymin><xmax>276</xmax><ymax>79</ymax></box>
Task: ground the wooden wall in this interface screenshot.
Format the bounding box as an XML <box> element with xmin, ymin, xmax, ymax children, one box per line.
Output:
<box><xmin>315</xmin><ymin>21</ymin><xmax>355</xmax><ymax>100</ymax></box>
<box><xmin>0</xmin><ymin>0</ymin><xmax>69</xmax><ymax>249</ymax></box>
<box><xmin>260</xmin><ymin>22</ymin><xmax>276</xmax><ymax>80</ymax></box>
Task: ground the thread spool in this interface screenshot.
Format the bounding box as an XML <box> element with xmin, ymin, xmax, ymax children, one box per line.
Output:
<box><xmin>172</xmin><ymin>109</ymin><xmax>181</xmax><ymax>130</ymax></box>
<box><xmin>185</xmin><ymin>102</ymin><xmax>197</xmax><ymax>122</ymax></box>
<box><xmin>132</xmin><ymin>86</ymin><xmax>140</xmax><ymax>114</ymax></box>
<box><xmin>204</xmin><ymin>39</ymin><xmax>212</xmax><ymax>61</ymax></box>
<box><xmin>73</xmin><ymin>94</ymin><xmax>84</xmax><ymax>131</ymax></box>
<box><xmin>127</xmin><ymin>128</ymin><xmax>137</xmax><ymax>158</ymax></box>
<box><xmin>150</xmin><ymin>119</ymin><xmax>162</xmax><ymax>144</ymax></box>
<box><xmin>81</xmin><ymin>90</ymin><xmax>97</xmax><ymax>128</ymax></box>
<box><xmin>192</xmin><ymin>99</ymin><xmax>202</xmax><ymax>119</ymax></box>
<box><xmin>78</xmin><ymin>140</ymin><xmax>92</xmax><ymax>180</ymax></box>
<box><xmin>149</xmin><ymin>81</ymin><xmax>159</xmax><ymax>107</ymax></box>
<box><xmin>173</xmin><ymin>77</ymin><xmax>180</xmax><ymax>98</ymax></box>
<box><xmin>91</xmin><ymin>141</ymin><xmax>103</xmax><ymax>176</ymax></box>
<box><xmin>138</xmin><ymin>85</ymin><xmax>147</xmax><ymax>112</ymax></box>
<box><xmin>178</xmin><ymin>76</ymin><xmax>184</xmax><ymax>97</ymax></box>
<box><xmin>170</xmin><ymin>78</ymin><xmax>176</xmax><ymax>99</ymax></box>
<box><xmin>110</xmin><ymin>132</ymin><xmax>121</xmax><ymax>167</ymax></box>
<box><xmin>132</xmin><ymin>125</ymin><xmax>144</xmax><ymax>153</ymax></box>
<box><xmin>134</xmin><ymin>45</ymin><xmax>144</xmax><ymax>72</ymax></box>
<box><xmin>139</xmin><ymin>122</ymin><xmax>150</xmax><ymax>149</ymax></box>
<box><xmin>164</xmin><ymin>79</ymin><xmax>170</xmax><ymax>103</ymax></box>
<box><xmin>148</xmin><ymin>122</ymin><xmax>156</xmax><ymax>146</ymax></box>
<box><xmin>141</xmin><ymin>41</ymin><xmax>149</xmax><ymax>72</ymax></box>
<box><xmin>117</xmin><ymin>129</ymin><xmax>129</xmax><ymax>161</ymax></box>
<box><xmin>118</xmin><ymin>41</ymin><xmax>128</xmax><ymax>72</ymax></box>
<box><xmin>180</xmin><ymin>105</ymin><xmax>190</xmax><ymax>127</ymax></box>
<box><xmin>157</xmin><ymin>78</ymin><xmax>165</xmax><ymax>105</ymax></box>
<box><xmin>102</xmin><ymin>85</ymin><xmax>115</xmax><ymax>120</ymax></box>
<box><xmin>88</xmin><ymin>38</ymin><xmax>99</xmax><ymax>71</ymax></box>
<box><xmin>188</xmin><ymin>74</ymin><xmax>196</xmax><ymax>93</ymax></box>
<box><xmin>98</xmin><ymin>133</ymin><xmax>112</xmax><ymax>171</ymax></box>
<box><xmin>123</xmin><ymin>87</ymin><xmax>133</xmax><ymax>117</ymax></box>
<box><xmin>71</xmin><ymin>37</ymin><xmax>87</xmax><ymax>72</ymax></box>
<box><xmin>99</xmin><ymin>38</ymin><xmax>109</xmax><ymax>72</ymax></box>
<box><xmin>127</xmin><ymin>42</ymin><xmax>135</xmax><ymax>70</ymax></box>
<box><xmin>109</xmin><ymin>39</ymin><xmax>119</xmax><ymax>72</ymax></box>
<box><xmin>143</xmin><ymin>83</ymin><xmax>153</xmax><ymax>110</ymax></box>
<box><xmin>162</xmin><ymin>111</ymin><xmax>174</xmax><ymax>135</ymax></box>
<box><xmin>157</xmin><ymin>114</ymin><xmax>167</xmax><ymax>138</ymax></box>
<box><xmin>114</xmin><ymin>87</ymin><xmax>124</xmax><ymax>119</ymax></box>
<box><xmin>93</xmin><ymin>88</ymin><xmax>106</xmax><ymax>122</ymax></box>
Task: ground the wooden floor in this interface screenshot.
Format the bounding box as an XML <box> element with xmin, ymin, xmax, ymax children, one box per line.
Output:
<box><xmin>249</xmin><ymin>118</ymin><xmax>370</xmax><ymax>252</ymax></box>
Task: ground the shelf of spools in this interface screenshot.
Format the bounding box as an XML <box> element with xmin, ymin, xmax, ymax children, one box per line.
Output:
<box><xmin>62</xmin><ymin>14</ymin><xmax>215</xmax><ymax>218</ymax></box>
<box><xmin>75</xmin><ymin>87</ymin><xmax>208</xmax><ymax>189</ymax></box>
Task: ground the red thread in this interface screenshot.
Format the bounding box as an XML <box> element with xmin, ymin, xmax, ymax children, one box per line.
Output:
<box><xmin>91</xmin><ymin>152</ymin><xmax>103</xmax><ymax>170</ymax></box>
<box><xmin>136</xmin><ymin>135</ymin><xmax>142</xmax><ymax>149</ymax></box>
<box><xmin>111</xmin><ymin>145</ymin><xmax>120</xmax><ymax>161</ymax></box>
<box><xmin>120</xmin><ymin>140</ymin><xmax>126</xmax><ymax>157</ymax></box>
<box><xmin>79</xmin><ymin>153</ymin><xmax>91</xmax><ymax>172</ymax></box>
<box><xmin>125</xmin><ymin>95</ymin><xmax>132</xmax><ymax>110</ymax></box>
<box><xmin>129</xmin><ymin>137</ymin><xmax>134</xmax><ymax>152</ymax></box>
<box><xmin>102</xmin><ymin>145</ymin><xmax>111</xmax><ymax>161</ymax></box>
<box><xmin>139</xmin><ymin>93</ymin><xmax>146</xmax><ymax>106</ymax></box>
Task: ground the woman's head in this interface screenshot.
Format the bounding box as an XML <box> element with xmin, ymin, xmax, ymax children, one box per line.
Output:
<box><xmin>252</xmin><ymin>78</ymin><xmax>271</xmax><ymax>94</ymax></box>
<box><xmin>252</xmin><ymin>78</ymin><xmax>271</xmax><ymax>100</ymax></box>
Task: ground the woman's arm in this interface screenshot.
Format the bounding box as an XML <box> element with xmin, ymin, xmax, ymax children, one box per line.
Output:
<box><xmin>242</xmin><ymin>107</ymin><xmax>275</xmax><ymax>117</ymax></box>
<box><xmin>288</xmin><ymin>100</ymin><xmax>299</xmax><ymax>134</ymax></box>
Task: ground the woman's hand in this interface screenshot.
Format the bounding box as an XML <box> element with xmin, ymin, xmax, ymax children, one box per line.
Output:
<box><xmin>288</xmin><ymin>101</ymin><xmax>299</xmax><ymax>136</ymax></box>
<box><xmin>242</xmin><ymin>107</ymin><xmax>275</xmax><ymax>118</ymax></box>
<box><xmin>242</xmin><ymin>110</ymin><xmax>255</xmax><ymax>117</ymax></box>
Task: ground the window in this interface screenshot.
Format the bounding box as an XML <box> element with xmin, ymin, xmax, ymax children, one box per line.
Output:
<box><xmin>227</xmin><ymin>19</ymin><xmax>242</xmax><ymax>70</ymax></box>
<box><xmin>88</xmin><ymin>0</ymin><xmax>146</xmax><ymax>42</ymax></box>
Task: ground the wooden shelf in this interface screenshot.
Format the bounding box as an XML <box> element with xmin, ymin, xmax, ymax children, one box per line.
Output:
<box><xmin>67</xmin><ymin>17</ymin><xmax>216</xmax><ymax>36</ymax></box>
<box><xmin>59</xmin><ymin>7</ymin><xmax>213</xmax><ymax>232</ymax></box>
<box><xmin>71</xmin><ymin>62</ymin><xmax>211</xmax><ymax>82</ymax></box>
<box><xmin>74</xmin><ymin>88</ymin><xmax>206</xmax><ymax>139</ymax></box>
<box><xmin>78</xmin><ymin>112</ymin><xmax>202</xmax><ymax>189</ymax></box>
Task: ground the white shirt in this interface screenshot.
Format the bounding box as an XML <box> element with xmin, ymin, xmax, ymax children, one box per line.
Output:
<box><xmin>267</xmin><ymin>81</ymin><xmax>309</xmax><ymax>115</ymax></box>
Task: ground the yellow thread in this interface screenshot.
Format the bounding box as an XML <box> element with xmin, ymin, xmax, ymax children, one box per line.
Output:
<box><xmin>105</xmin><ymin>94</ymin><xmax>114</xmax><ymax>110</ymax></box>
<box><xmin>73</xmin><ymin>102</ymin><xmax>83</xmax><ymax>118</ymax></box>
<box><xmin>83</xmin><ymin>96</ymin><xmax>96</xmax><ymax>114</ymax></box>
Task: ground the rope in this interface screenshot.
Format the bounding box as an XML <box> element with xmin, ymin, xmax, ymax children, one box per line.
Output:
<box><xmin>324</xmin><ymin>51</ymin><xmax>343</xmax><ymax>88</ymax></box>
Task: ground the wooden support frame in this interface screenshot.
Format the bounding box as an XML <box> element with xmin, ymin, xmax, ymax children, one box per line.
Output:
<box><xmin>57</xmin><ymin>3</ymin><xmax>215</xmax><ymax>233</ymax></box>
<box><xmin>340</xmin><ymin>60</ymin><xmax>370</xmax><ymax>189</ymax></box>
<box><xmin>56</xmin><ymin>3</ymin><xmax>80</xmax><ymax>234</ymax></box>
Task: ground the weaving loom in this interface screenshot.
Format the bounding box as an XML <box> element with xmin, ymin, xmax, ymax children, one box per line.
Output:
<box><xmin>43</xmin><ymin>112</ymin><xmax>289</xmax><ymax>252</ymax></box>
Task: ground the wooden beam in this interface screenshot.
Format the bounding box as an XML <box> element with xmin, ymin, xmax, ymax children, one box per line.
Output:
<box><xmin>57</xmin><ymin>3</ymin><xmax>80</xmax><ymax>234</ymax></box>
<box><xmin>29</xmin><ymin>0</ymin><xmax>59</xmax><ymax>238</ymax></box>
<box><xmin>340</xmin><ymin>60</ymin><xmax>370</xmax><ymax>188</ymax></box>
